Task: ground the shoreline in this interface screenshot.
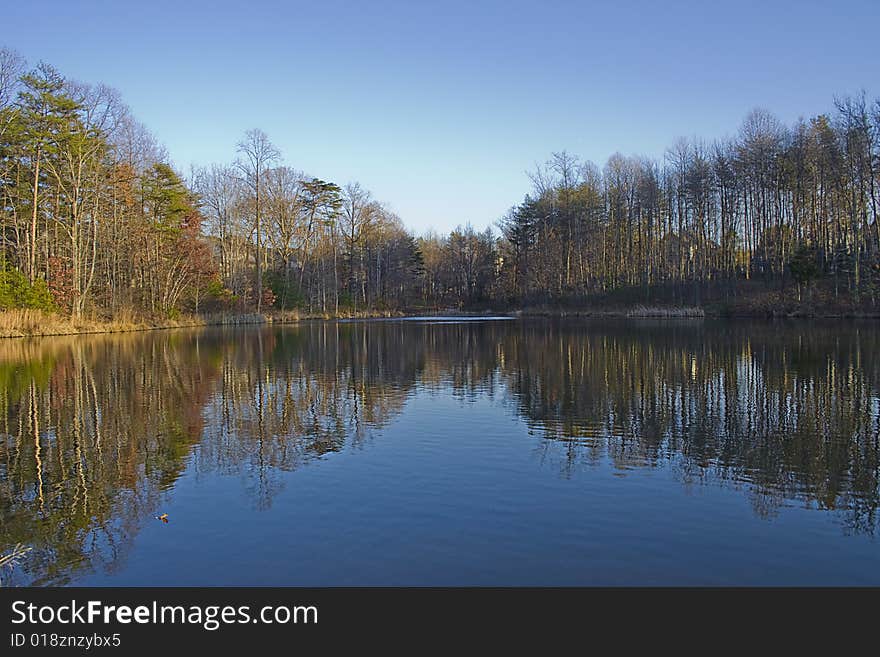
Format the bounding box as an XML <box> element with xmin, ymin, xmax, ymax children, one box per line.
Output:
<box><xmin>516</xmin><ymin>306</ymin><xmax>880</xmax><ymax>320</ymax></box>
<box><xmin>2</xmin><ymin>304</ymin><xmax>878</xmax><ymax>339</ymax></box>
<box><xmin>0</xmin><ymin>309</ymin><xmax>408</xmax><ymax>339</ymax></box>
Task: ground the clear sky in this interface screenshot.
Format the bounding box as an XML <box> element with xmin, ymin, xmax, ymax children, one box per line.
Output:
<box><xmin>4</xmin><ymin>0</ymin><xmax>878</xmax><ymax>234</ymax></box>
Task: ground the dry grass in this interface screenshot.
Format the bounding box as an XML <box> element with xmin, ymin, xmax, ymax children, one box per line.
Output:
<box><xmin>0</xmin><ymin>309</ymin><xmax>208</xmax><ymax>338</ymax></box>
<box><xmin>520</xmin><ymin>305</ymin><xmax>705</xmax><ymax>319</ymax></box>
<box><xmin>0</xmin><ymin>307</ymin><xmax>408</xmax><ymax>339</ymax></box>
<box><xmin>625</xmin><ymin>305</ymin><xmax>705</xmax><ymax>318</ymax></box>
<box><xmin>269</xmin><ymin>308</ymin><xmax>404</xmax><ymax>324</ymax></box>
<box><xmin>0</xmin><ymin>309</ymin><xmax>134</xmax><ymax>337</ymax></box>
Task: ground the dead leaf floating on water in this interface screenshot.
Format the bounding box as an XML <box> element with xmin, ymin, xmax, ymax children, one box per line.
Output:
<box><xmin>155</xmin><ymin>513</ymin><xmax>169</xmax><ymax>523</ymax></box>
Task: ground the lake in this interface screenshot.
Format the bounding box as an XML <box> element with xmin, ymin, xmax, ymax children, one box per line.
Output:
<box><xmin>1</xmin><ymin>318</ymin><xmax>878</xmax><ymax>586</ymax></box>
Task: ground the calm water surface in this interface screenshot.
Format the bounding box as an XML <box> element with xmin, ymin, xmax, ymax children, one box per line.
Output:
<box><xmin>1</xmin><ymin>319</ymin><xmax>878</xmax><ymax>585</ymax></box>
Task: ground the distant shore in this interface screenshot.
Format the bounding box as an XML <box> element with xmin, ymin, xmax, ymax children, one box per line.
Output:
<box><xmin>517</xmin><ymin>306</ymin><xmax>880</xmax><ymax>320</ymax></box>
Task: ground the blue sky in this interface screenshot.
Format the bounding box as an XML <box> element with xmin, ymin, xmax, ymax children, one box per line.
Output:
<box><xmin>4</xmin><ymin>0</ymin><xmax>878</xmax><ymax>233</ymax></box>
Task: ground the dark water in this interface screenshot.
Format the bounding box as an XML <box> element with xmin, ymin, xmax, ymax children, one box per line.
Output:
<box><xmin>1</xmin><ymin>319</ymin><xmax>878</xmax><ymax>586</ymax></box>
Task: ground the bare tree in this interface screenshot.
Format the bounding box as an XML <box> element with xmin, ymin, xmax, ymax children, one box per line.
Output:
<box><xmin>340</xmin><ymin>182</ymin><xmax>376</xmax><ymax>309</ymax></box>
<box><xmin>0</xmin><ymin>47</ymin><xmax>24</xmax><ymax>111</ymax></box>
<box><xmin>236</xmin><ymin>129</ymin><xmax>279</xmax><ymax>311</ymax></box>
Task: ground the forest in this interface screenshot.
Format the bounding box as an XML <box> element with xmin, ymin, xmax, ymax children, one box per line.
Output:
<box><xmin>1</xmin><ymin>46</ymin><xmax>879</xmax><ymax>324</ymax></box>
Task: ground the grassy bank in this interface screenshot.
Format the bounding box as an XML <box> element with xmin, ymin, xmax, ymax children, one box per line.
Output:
<box><xmin>0</xmin><ymin>308</ymin><xmax>406</xmax><ymax>338</ymax></box>
<box><xmin>516</xmin><ymin>279</ymin><xmax>880</xmax><ymax>320</ymax></box>
<box><xmin>4</xmin><ymin>292</ymin><xmax>877</xmax><ymax>338</ymax></box>
<box><xmin>518</xmin><ymin>302</ymin><xmax>880</xmax><ymax>319</ymax></box>
<box><xmin>519</xmin><ymin>305</ymin><xmax>706</xmax><ymax>319</ymax></box>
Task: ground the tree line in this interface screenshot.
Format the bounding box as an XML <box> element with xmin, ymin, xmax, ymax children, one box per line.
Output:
<box><xmin>496</xmin><ymin>100</ymin><xmax>880</xmax><ymax>311</ymax></box>
<box><xmin>0</xmin><ymin>49</ymin><xmax>215</xmax><ymax>317</ymax></box>
<box><xmin>192</xmin><ymin>134</ymin><xmax>426</xmax><ymax>315</ymax></box>
<box><xmin>2</xmin><ymin>46</ymin><xmax>879</xmax><ymax>317</ymax></box>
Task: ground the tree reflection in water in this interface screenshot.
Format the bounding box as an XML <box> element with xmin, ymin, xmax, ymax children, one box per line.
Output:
<box><xmin>1</xmin><ymin>319</ymin><xmax>877</xmax><ymax>584</ymax></box>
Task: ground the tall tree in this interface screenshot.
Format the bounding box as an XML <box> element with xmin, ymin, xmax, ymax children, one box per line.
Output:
<box><xmin>236</xmin><ymin>129</ymin><xmax>279</xmax><ymax>312</ymax></box>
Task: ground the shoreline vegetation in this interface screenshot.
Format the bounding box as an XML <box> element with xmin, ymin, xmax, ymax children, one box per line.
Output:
<box><xmin>0</xmin><ymin>308</ymin><xmax>409</xmax><ymax>338</ymax></box>
<box><xmin>4</xmin><ymin>295</ymin><xmax>878</xmax><ymax>338</ymax></box>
